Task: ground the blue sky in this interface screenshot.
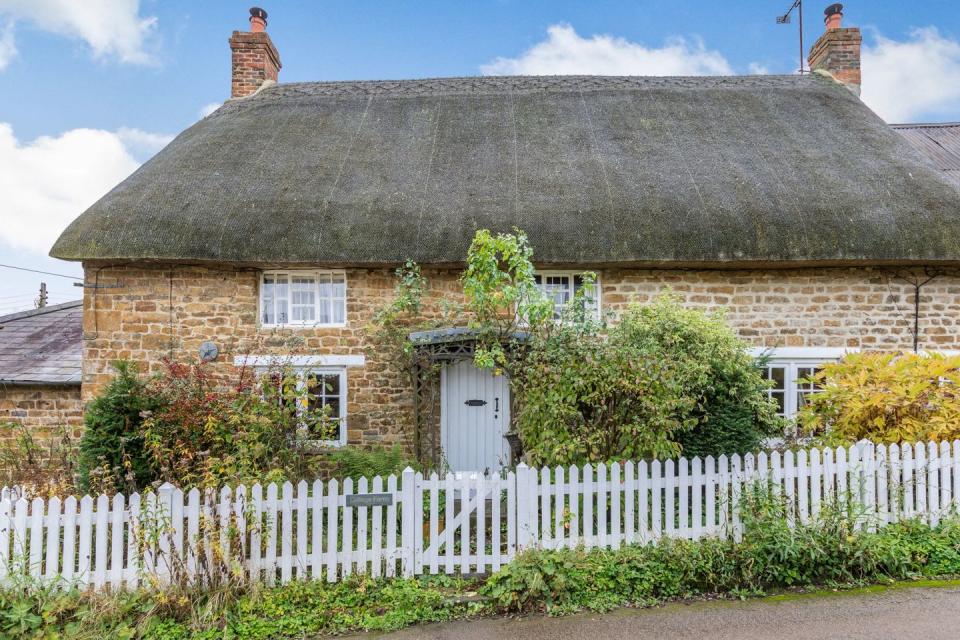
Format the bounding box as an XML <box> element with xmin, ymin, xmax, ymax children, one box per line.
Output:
<box><xmin>1</xmin><ymin>0</ymin><xmax>959</xmax><ymax>312</ymax></box>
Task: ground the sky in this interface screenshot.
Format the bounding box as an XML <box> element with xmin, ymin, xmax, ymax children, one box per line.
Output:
<box><xmin>1</xmin><ymin>0</ymin><xmax>959</xmax><ymax>313</ymax></box>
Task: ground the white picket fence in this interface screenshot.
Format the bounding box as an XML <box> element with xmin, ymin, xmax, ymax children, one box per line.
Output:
<box><xmin>2</xmin><ymin>439</ymin><xmax>960</xmax><ymax>591</ymax></box>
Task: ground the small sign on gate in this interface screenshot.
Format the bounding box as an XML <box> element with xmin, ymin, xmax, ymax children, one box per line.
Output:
<box><xmin>346</xmin><ymin>492</ymin><xmax>394</xmax><ymax>508</ymax></box>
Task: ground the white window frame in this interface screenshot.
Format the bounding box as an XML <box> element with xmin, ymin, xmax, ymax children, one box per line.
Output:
<box><xmin>239</xmin><ymin>354</ymin><xmax>366</xmax><ymax>448</ymax></box>
<box><xmin>260</xmin><ymin>270</ymin><xmax>347</xmax><ymax>328</ymax></box>
<box><xmin>752</xmin><ymin>348</ymin><xmax>849</xmax><ymax>418</ymax></box>
<box><xmin>533</xmin><ymin>271</ymin><xmax>602</xmax><ymax>321</ymax></box>
<box><xmin>254</xmin><ymin>365</ymin><xmax>348</xmax><ymax>448</ymax></box>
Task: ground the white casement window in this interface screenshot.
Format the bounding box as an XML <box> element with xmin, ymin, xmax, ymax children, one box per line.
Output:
<box><xmin>533</xmin><ymin>272</ymin><xmax>601</xmax><ymax>320</ymax></box>
<box><xmin>755</xmin><ymin>349</ymin><xmax>848</xmax><ymax>417</ymax></box>
<box><xmin>260</xmin><ymin>366</ymin><xmax>348</xmax><ymax>447</ymax></box>
<box><xmin>300</xmin><ymin>368</ymin><xmax>347</xmax><ymax>446</ymax></box>
<box><xmin>261</xmin><ymin>271</ymin><xmax>346</xmax><ymax>327</ymax></box>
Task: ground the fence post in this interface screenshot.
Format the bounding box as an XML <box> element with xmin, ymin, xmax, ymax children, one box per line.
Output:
<box><xmin>400</xmin><ymin>468</ymin><xmax>416</xmax><ymax>578</ymax></box>
<box><xmin>157</xmin><ymin>482</ymin><xmax>176</xmax><ymax>584</ymax></box>
<box><xmin>513</xmin><ymin>464</ymin><xmax>530</xmax><ymax>550</ymax></box>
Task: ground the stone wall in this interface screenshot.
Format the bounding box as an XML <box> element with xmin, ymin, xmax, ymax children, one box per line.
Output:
<box><xmin>80</xmin><ymin>264</ymin><xmax>467</xmax><ymax>449</ymax></box>
<box><xmin>79</xmin><ymin>263</ymin><xmax>960</xmax><ymax>449</ymax></box>
<box><xmin>599</xmin><ymin>267</ymin><xmax>960</xmax><ymax>350</ymax></box>
<box><xmin>0</xmin><ymin>384</ymin><xmax>84</xmax><ymax>437</ymax></box>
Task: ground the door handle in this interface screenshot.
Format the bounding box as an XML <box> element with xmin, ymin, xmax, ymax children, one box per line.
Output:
<box><xmin>464</xmin><ymin>399</ymin><xmax>487</xmax><ymax>407</ymax></box>
<box><xmin>495</xmin><ymin>397</ymin><xmax>500</xmax><ymax>412</ymax></box>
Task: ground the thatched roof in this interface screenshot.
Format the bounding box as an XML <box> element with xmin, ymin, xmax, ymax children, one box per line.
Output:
<box><xmin>51</xmin><ymin>74</ymin><xmax>960</xmax><ymax>266</ymax></box>
<box><xmin>0</xmin><ymin>301</ymin><xmax>82</xmax><ymax>386</ymax></box>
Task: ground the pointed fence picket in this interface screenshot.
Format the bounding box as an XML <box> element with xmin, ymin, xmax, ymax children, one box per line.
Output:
<box><xmin>2</xmin><ymin>438</ymin><xmax>960</xmax><ymax>591</ymax></box>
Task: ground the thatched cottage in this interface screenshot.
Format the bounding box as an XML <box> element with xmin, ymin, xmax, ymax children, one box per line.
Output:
<box><xmin>48</xmin><ymin>6</ymin><xmax>960</xmax><ymax>472</ymax></box>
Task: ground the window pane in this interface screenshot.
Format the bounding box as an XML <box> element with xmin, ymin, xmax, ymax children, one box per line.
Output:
<box><xmin>303</xmin><ymin>372</ymin><xmax>344</xmax><ymax>441</ymax></box>
<box><xmin>291</xmin><ymin>276</ymin><xmax>316</xmax><ymax>322</ymax></box>
<box><xmin>573</xmin><ymin>275</ymin><xmax>598</xmax><ymax>314</ymax></box>
<box><xmin>262</xmin><ymin>275</ymin><xmax>275</xmax><ymax>324</ymax></box>
<box><xmin>539</xmin><ymin>275</ymin><xmax>571</xmax><ymax>319</ymax></box>
<box><xmin>322</xmin><ymin>373</ymin><xmax>340</xmax><ymax>395</ymax></box>
<box><xmin>275</xmin><ymin>276</ymin><xmax>289</xmax><ymax>324</ymax></box>
<box><xmin>771</xmin><ymin>391</ymin><xmax>785</xmax><ymax>415</ymax></box>
<box><xmin>796</xmin><ymin>366</ymin><xmax>823</xmax><ymax>411</ymax></box>
<box><xmin>332</xmin><ymin>274</ymin><xmax>346</xmax><ymax>323</ymax></box>
<box><xmin>763</xmin><ymin>366</ymin><xmax>786</xmax><ymax>389</ymax></box>
<box><xmin>763</xmin><ymin>366</ymin><xmax>787</xmax><ymax>415</ymax></box>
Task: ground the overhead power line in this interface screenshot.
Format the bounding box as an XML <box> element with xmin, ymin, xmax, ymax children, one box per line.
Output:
<box><xmin>0</xmin><ymin>263</ymin><xmax>83</xmax><ymax>280</ymax></box>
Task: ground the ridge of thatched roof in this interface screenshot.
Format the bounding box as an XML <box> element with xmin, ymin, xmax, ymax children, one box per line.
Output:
<box><xmin>51</xmin><ymin>74</ymin><xmax>960</xmax><ymax>266</ymax></box>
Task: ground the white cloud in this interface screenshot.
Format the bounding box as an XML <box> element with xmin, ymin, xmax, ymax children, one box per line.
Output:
<box><xmin>0</xmin><ymin>18</ymin><xmax>14</xmax><ymax>69</ymax></box>
<box><xmin>747</xmin><ymin>62</ymin><xmax>770</xmax><ymax>75</ymax></box>
<box><xmin>861</xmin><ymin>27</ymin><xmax>960</xmax><ymax>122</ymax></box>
<box><xmin>0</xmin><ymin>0</ymin><xmax>157</xmax><ymax>67</ymax></box>
<box><xmin>116</xmin><ymin>127</ymin><xmax>172</xmax><ymax>159</ymax></box>
<box><xmin>481</xmin><ymin>24</ymin><xmax>734</xmax><ymax>76</ymax></box>
<box><xmin>0</xmin><ymin>123</ymin><xmax>170</xmax><ymax>254</ymax></box>
<box><xmin>199</xmin><ymin>102</ymin><xmax>221</xmax><ymax>119</ymax></box>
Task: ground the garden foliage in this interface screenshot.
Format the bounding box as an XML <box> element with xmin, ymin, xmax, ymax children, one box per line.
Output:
<box><xmin>798</xmin><ymin>351</ymin><xmax>960</xmax><ymax>445</ymax></box>
<box><xmin>482</xmin><ymin>492</ymin><xmax>960</xmax><ymax>614</ymax></box>
<box><xmin>139</xmin><ymin>361</ymin><xmax>326</xmax><ymax>489</ymax></box>
<box><xmin>614</xmin><ymin>296</ymin><xmax>783</xmax><ymax>458</ymax></box>
<box><xmin>76</xmin><ymin>361</ymin><xmax>156</xmax><ymax>493</ymax></box>
<box><xmin>4</xmin><ymin>493</ymin><xmax>960</xmax><ymax>638</ymax></box>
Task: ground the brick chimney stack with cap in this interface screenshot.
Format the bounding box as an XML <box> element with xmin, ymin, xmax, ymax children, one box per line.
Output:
<box><xmin>229</xmin><ymin>7</ymin><xmax>282</xmax><ymax>99</ymax></box>
<box><xmin>807</xmin><ymin>3</ymin><xmax>862</xmax><ymax>96</ymax></box>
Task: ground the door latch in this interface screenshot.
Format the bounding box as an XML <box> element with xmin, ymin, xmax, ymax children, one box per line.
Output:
<box><xmin>464</xmin><ymin>399</ymin><xmax>487</xmax><ymax>407</ymax></box>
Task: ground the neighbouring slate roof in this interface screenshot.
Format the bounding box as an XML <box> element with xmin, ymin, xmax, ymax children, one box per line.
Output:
<box><xmin>0</xmin><ymin>301</ymin><xmax>83</xmax><ymax>385</ymax></box>
<box><xmin>892</xmin><ymin>122</ymin><xmax>960</xmax><ymax>185</ymax></box>
<box><xmin>51</xmin><ymin>74</ymin><xmax>960</xmax><ymax>266</ymax></box>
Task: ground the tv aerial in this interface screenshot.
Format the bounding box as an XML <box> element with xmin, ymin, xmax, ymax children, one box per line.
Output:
<box><xmin>776</xmin><ymin>0</ymin><xmax>807</xmax><ymax>74</ymax></box>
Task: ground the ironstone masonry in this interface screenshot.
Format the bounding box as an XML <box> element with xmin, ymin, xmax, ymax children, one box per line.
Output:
<box><xmin>79</xmin><ymin>264</ymin><xmax>960</xmax><ymax>448</ymax></box>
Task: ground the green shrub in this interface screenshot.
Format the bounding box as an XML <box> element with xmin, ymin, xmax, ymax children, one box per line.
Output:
<box><xmin>329</xmin><ymin>444</ymin><xmax>420</xmax><ymax>479</ymax></box>
<box><xmin>482</xmin><ymin>500</ymin><xmax>960</xmax><ymax>615</ymax></box>
<box><xmin>514</xmin><ymin>317</ymin><xmax>694</xmax><ymax>466</ymax></box>
<box><xmin>798</xmin><ymin>351</ymin><xmax>960</xmax><ymax>445</ymax></box>
<box><xmin>615</xmin><ymin>295</ymin><xmax>784</xmax><ymax>458</ymax></box>
<box><xmin>77</xmin><ymin>361</ymin><xmax>156</xmax><ymax>493</ymax></box>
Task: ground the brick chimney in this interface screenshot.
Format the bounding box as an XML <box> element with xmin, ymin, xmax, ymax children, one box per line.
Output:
<box><xmin>229</xmin><ymin>7</ymin><xmax>282</xmax><ymax>99</ymax></box>
<box><xmin>807</xmin><ymin>3</ymin><xmax>862</xmax><ymax>96</ymax></box>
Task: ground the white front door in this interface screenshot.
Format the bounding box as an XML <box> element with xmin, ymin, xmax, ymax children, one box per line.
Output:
<box><xmin>441</xmin><ymin>360</ymin><xmax>511</xmax><ymax>473</ymax></box>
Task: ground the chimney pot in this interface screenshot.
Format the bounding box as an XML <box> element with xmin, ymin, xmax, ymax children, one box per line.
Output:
<box><xmin>824</xmin><ymin>3</ymin><xmax>843</xmax><ymax>30</ymax></box>
<box><xmin>808</xmin><ymin>3</ymin><xmax>861</xmax><ymax>96</ymax></box>
<box><xmin>249</xmin><ymin>7</ymin><xmax>268</xmax><ymax>33</ymax></box>
<box><xmin>229</xmin><ymin>6</ymin><xmax>281</xmax><ymax>98</ymax></box>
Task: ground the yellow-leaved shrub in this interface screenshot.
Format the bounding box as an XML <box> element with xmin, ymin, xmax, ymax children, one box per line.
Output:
<box><xmin>798</xmin><ymin>351</ymin><xmax>960</xmax><ymax>445</ymax></box>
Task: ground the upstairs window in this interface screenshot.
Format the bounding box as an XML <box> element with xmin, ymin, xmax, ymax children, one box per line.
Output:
<box><xmin>261</xmin><ymin>271</ymin><xmax>346</xmax><ymax>327</ymax></box>
<box><xmin>533</xmin><ymin>272</ymin><xmax>600</xmax><ymax>320</ymax></box>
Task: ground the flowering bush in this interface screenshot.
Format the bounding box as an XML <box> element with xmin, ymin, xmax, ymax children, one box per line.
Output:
<box><xmin>140</xmin><ymin>360</ymin><xmax>328</xmax><ymax>489</ymax></box>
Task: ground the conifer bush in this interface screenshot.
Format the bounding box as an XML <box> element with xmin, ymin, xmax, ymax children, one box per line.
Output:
<box><xmin>76</xmin><ymin>361</ymin><xmax>156</xmax><ymax>493</ymax></box>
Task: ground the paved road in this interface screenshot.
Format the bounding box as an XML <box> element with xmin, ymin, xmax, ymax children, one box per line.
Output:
<box><xmin>354</xmin><ymin>584</ymin><xmax>960</xmax><ymax>640</ymax></box>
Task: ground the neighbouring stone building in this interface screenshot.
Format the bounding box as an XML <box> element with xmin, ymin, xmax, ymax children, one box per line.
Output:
<box><xmin>0</xmin><ymin>302</ymin><xmax>84</xmax><ymax>444</ymax></box>
<box><xmin>49</xmin><ymin>6</ymin><xmax>960</xmax><ymax>472</ymax></box>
